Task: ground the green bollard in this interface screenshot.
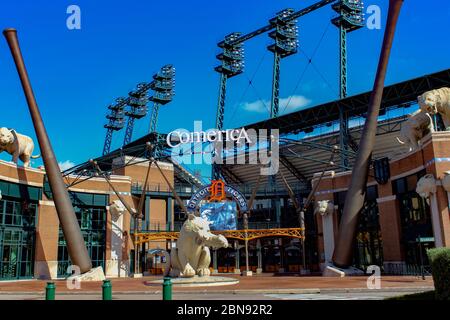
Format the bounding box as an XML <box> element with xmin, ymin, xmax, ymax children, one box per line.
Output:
<box><xmin>102</xmin><ymin>280</ymin><xmax>112</xmax><ymax>300</ymax></box>
<box><xmin>162</xmin><ymin>277</ymin><xmax>172</xmax><ymax>300</ymax></box>
<box><xmin>45</xmin><ymin>282</ymin><xmax>55</xmax><ymax>300</ymax></box>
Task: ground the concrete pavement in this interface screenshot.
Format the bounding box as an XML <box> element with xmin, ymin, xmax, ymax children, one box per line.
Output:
<box><xmin>0</xmin><ymin>274</ymin><xmax>434</xmax><ymax>300</ymax></box>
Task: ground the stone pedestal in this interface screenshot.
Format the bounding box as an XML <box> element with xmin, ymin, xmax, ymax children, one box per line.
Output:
<box><xmin>322</xmin><ymin>264</ymin><xmax>364</xmax><ymax>277</ymax></box>
<box><xmin>131</xmin><ymin>273</ymin><xmax>143</xmax><ymax>278</ymax></box>
<box><xmin>241</xmin><ymin>270</ymin><xmax>253</xmax><ymax>277</ymax></box>
<box><xmin>256</xmin><ymin>268</ymin><xmax>263</xmax><ymax>274</ymax></box>
<box><xmin>145</xmin><ymin>275</ymin><xmax>239</xmax><ymax>287</ymax></box>
<box><xmin>67</xmin><ymin>266</ymin><xmax>106</xmax><ymax>282</ymax></box>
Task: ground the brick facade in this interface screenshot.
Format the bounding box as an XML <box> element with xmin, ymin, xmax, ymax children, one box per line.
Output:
<box><xmin>0</xmin><ymin>156</ymin><xmax>173</xmax><ymax>280</ymax></box>
<box><xmin>313</xmin><ymin>131</ymin><xmax>450</xmax><ymax>268</ymax></box>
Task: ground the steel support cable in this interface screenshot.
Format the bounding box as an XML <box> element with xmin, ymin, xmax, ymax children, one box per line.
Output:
<box><xmin>284</xmin><ymin>146</ymin><xmax>351</xmax><ymax>170</ymax></box>
<box><xmin>226</xmin><ymin>51</ymin><xmax>269</xmax><ymax>128</ymax></box>
<box><xmin>65</xmin><ymin>152</ymin><xmax>165</xmax><ymax>188</ymax></box>
<box><xmin>281</xmin><ymin>21</ymin><xmax>332</xmax><ymax>115</ymax></box>
<box><xmin>247</xmin><ymin>173</ymin><xmax>266</xmax><ymax>213</ymax></box>
<box><xmin>153</xmin><ymin>161</ymin><xmax>188</xmax><ymax>214</ymax></box>
<box><xmin>309</xmin><ymin>58</ymin><xmax>338</xmax><ymax>97</ymax></box>
<box><xmin>246</xmin><ymin>73</ymin><xmax>272</xmax><ymax>115</ymax></box>
<box><xmin>281</xmin><ymin>137</ymin><xmax>357</xmax><ymax>157</ymax></box>
<box><xmin>218</xmin><ymin>22</ymin><xmax>330</xmax><ymax>162</ymax></box>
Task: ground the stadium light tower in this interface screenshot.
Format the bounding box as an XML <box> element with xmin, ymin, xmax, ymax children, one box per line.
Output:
<box><xmin>331</xmin><ymin>0</ymin><xmax>365</xmax><ymax>168</ymax></box>
<box><xmin>212</xmin><ymin>32</ymin><xmax>245</xmax><ymax>179</ymax></box>
<box><xmin>267</xmin><ymin>9</ymin><xmax>299</xmax><ymax>228</ymax></box>
<box><xmin>123</xmin><ymin>83</ymin><xmax>149</xmax><ymax>146</ymax></box>
<box><xmin>268</xmin><ymin>8</ymin><xmax>299</xmax><ymax>119</ymax></box>
<box><xmin>103</xmin><ymin>98</ymin><xmax>127</xmax><ymax>155</ymax></box>
<box><xmin>148</xmin><ymin>64</ymin><xmax>176</xmax><ymax>133</ymax></box>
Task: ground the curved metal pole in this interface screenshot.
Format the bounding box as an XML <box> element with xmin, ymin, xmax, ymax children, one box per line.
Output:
<box><xmin>3</xmin><ymin>29</ymin><xmax>92</xmax><ymax>273</ymax></box>
<box><xmin>247</xmin><ymin>173</ymin><xmax>265</xmax><ymax>212</ymax></box>
<box><xmin>134</xmin><ymin>156</ymin><xmax>153</xmax><ymax>275</ymax></box>
<box><xmin>332</xmin><ymin>0</ymin><xmax>404</xmax><ymax>268</ymax></box>
<box><xmin>153</xmin><ymin>161</ymin><xmax>188</xmax><ymax>214</ymax></box>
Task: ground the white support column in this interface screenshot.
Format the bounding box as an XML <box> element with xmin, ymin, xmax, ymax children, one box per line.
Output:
<box><xmin>322</xmin><ymin>210</ymin><xmax>336</xmax><ymax>264</ymax></box>
<box><xmin>212</xmin><ymin>249</ymin><xmax>218</xmax><ymax>274</ymax></box>
<box><xmin>256</xmin><ymin>239</ymin><xmax>263</xmax><ymax>274</ymax></box>
<box><xmin>106</xmin><ymin>212</ymin><xmax>127</xmax><ymax>277</ymax></box>
<box><xmin>429</xmin><ymin>192</ymin><xmax>444</xmax><ymax>247</ymax></box>
<box><xmin>234</xmin><ymin>240</ymin><xmax>241</xmax><ymax>274</ymax></box>
<box><xmin>278</xmin><ymin>238</ymin><xmax>285</xmax><ymax>273</ymax></box>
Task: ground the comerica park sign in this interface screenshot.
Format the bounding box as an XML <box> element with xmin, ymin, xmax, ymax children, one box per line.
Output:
<box><xmin>187</xmin><ymin>181</ymin><xmax>248</xmax><ymax>213</ymax></box>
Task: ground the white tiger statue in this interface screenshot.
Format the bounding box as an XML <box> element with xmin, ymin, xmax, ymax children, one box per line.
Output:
<box><xmin>314</xmin><ymin>200</ymin><xmax>333</xmax><ymax>217</ymax></box>
<box><xmin>166</xmin><ymin>214</ymin><xmax>228</xmax><ymax>278</ymax></box>
<box><xmin>416</xmin><ymin>174</ymin><xmax>437</xmax><ymax>200</ymax></box>
<box><xmin>442</xmin><ymin>172</ymin><xmax>450</xmax><ymax>192</ymax></box>
<box><xmin>396</xmin><ymin>110</ymin><xmax>434</xmax><ymax>151</ymax></box>
<box><xmin>418</xmin><ymin>87</ymin><xmax>450</xmax><ymax>131</ymax></box>
<box><xmin>109</xmin><ymin>200</ymin><xmax>126</xmax><ymax>222</ymax></box>
<box><xmin>0</xmin><ymin>127</ymin><xmax>40</xmax><ymax>167</ymax></box>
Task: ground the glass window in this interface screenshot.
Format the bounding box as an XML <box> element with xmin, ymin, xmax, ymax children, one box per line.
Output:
<box><xmin>57</xmin><ymin>202</ymin><xmax>107</xmax><ymax>277</ymax></box>
<box><xmin>0</xmin><ymin>199</ymin><xmax>37</xmax><ymax>227</ymax></box>
<box><xmin>366</xmin><ymin>186</ymin><xmax>378</xmax><ymax>201</ymax></box>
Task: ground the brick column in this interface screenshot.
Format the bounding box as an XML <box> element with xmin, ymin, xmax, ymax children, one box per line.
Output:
<box><xmin>375</xmin><ymin>179</ymin><xmax>404</xmax><ymax>267</ymax></box>
<box><xmin>34</xmin><ymin>200</ymin><xmax>59</xmax><ymax>279</ymax></box>
<box><xmin>377</xmin><ymin>196</ymin><xmax>404</xmax><ymax>264</ymax></box>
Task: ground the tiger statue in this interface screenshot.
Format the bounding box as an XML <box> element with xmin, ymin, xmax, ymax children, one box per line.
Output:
<box><xmin>418</xmin><ymin>87</ymin><xmax>450</xmax><ymax>131</ymax></box>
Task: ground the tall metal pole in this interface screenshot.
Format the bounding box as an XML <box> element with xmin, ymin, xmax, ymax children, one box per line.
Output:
<box><xmin>338</xmin><ymin>24</ymin><xmax>350</xmax><ymax>168</ymax></box>
<box><xmin>270</xmin><ymin>51</ymin><xmax>281</xmax><ymax>228</ymax></box>
<box><xmin>103</xmin><ymin>128</ymin><xmax>114</xmax><ymax>155</ymax></box>
<box><xmin>211</xmin><ymin>73</ymin><xmax>228</xmax><ymax>180</ymax></box>
<box><xmin>270</xmin><ymin>52</ymin><xmax>281</xmax><ymax>119</ymax></box>
<box><xmin>3</xmin><ymin>28</ymin><xmax>92</xmax><ymax>273</ymax></box>
<box><xmin>332</xmin><ymin>0</ymin><xmax>404</xmax><ymax>268</ymax></box>
<box><xmin>149</xmin><ymin>103</ymin><xmax>161</xmax><ymax>133</ymax></box>
<box><xmin>243</xmin><ymin>213</ymin><xmax>250</xmax><ymax>274</ymax></box>
<box><xmin>123</xmin><ymin>116</ymin><xmax>136</xmax><ymax>146</ymax></box>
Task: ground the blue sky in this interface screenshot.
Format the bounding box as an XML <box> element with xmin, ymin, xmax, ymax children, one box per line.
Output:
<box><xmin>0</xmin><ymin>1</ymin><xmax>449</xmax><ymax>179</ymax></box>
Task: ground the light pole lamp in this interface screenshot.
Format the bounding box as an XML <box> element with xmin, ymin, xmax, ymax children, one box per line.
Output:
<box><xmin>242</xmin><ymin>213</ymin><xmax>252</xmax><ymax>276</ymax></box>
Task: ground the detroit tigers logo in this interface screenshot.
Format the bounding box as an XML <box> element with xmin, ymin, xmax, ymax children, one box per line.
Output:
<box><xmin>208</xmin><ymin>180</ymin><xmax>226</xmax><ymax>202</ymax></box>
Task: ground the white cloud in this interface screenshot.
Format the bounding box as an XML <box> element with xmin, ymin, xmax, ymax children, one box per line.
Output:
<box><xmin>241</xmin><ymin>95</ymin><xmax>311</xmax><ymax>114</ymax></box>
<box><xmin>58</xmin><ymin>160</ymin><xmax>75</xmax><ymax>171</ymax></box>
<box><xmin>241</xmin><ymin>100</ymin><xmax>269</xmax><ymax>113</ymax></box>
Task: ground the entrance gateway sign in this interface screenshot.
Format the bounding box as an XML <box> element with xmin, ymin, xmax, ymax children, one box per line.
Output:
<box><xmin>187</xmin><ymin>183</ymin><xmax>249</xmax><ymax>213</ymax></box>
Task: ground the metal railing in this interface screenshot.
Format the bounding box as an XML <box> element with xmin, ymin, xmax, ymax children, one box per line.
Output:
<box><xmin>382</xmin><ymin>263</ymin><xmax>432</xmax><ymax>276</ymax></box>
<box><xmin>140</xmin><ymin>220</ymin><xmax>281</xmax><ymax>232</ymax></box>
<box><xmin>132</xmin><ymin>183</ymin><xmax>195</xmax><ymax>196</ymax></box>
<box><xmin>237</xmin><ymin>222</ymin><xmax>281</xmax><ymax>230</ymax></box>
<box><xmin>141</xmin><ymin>221</ymin><xmax>183</xmax><ymax>232</ymax></box>
<box><xmin>132</xmin><ymin>182</ymin><xmax>310</xmax><ymax>198</ymax></box>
